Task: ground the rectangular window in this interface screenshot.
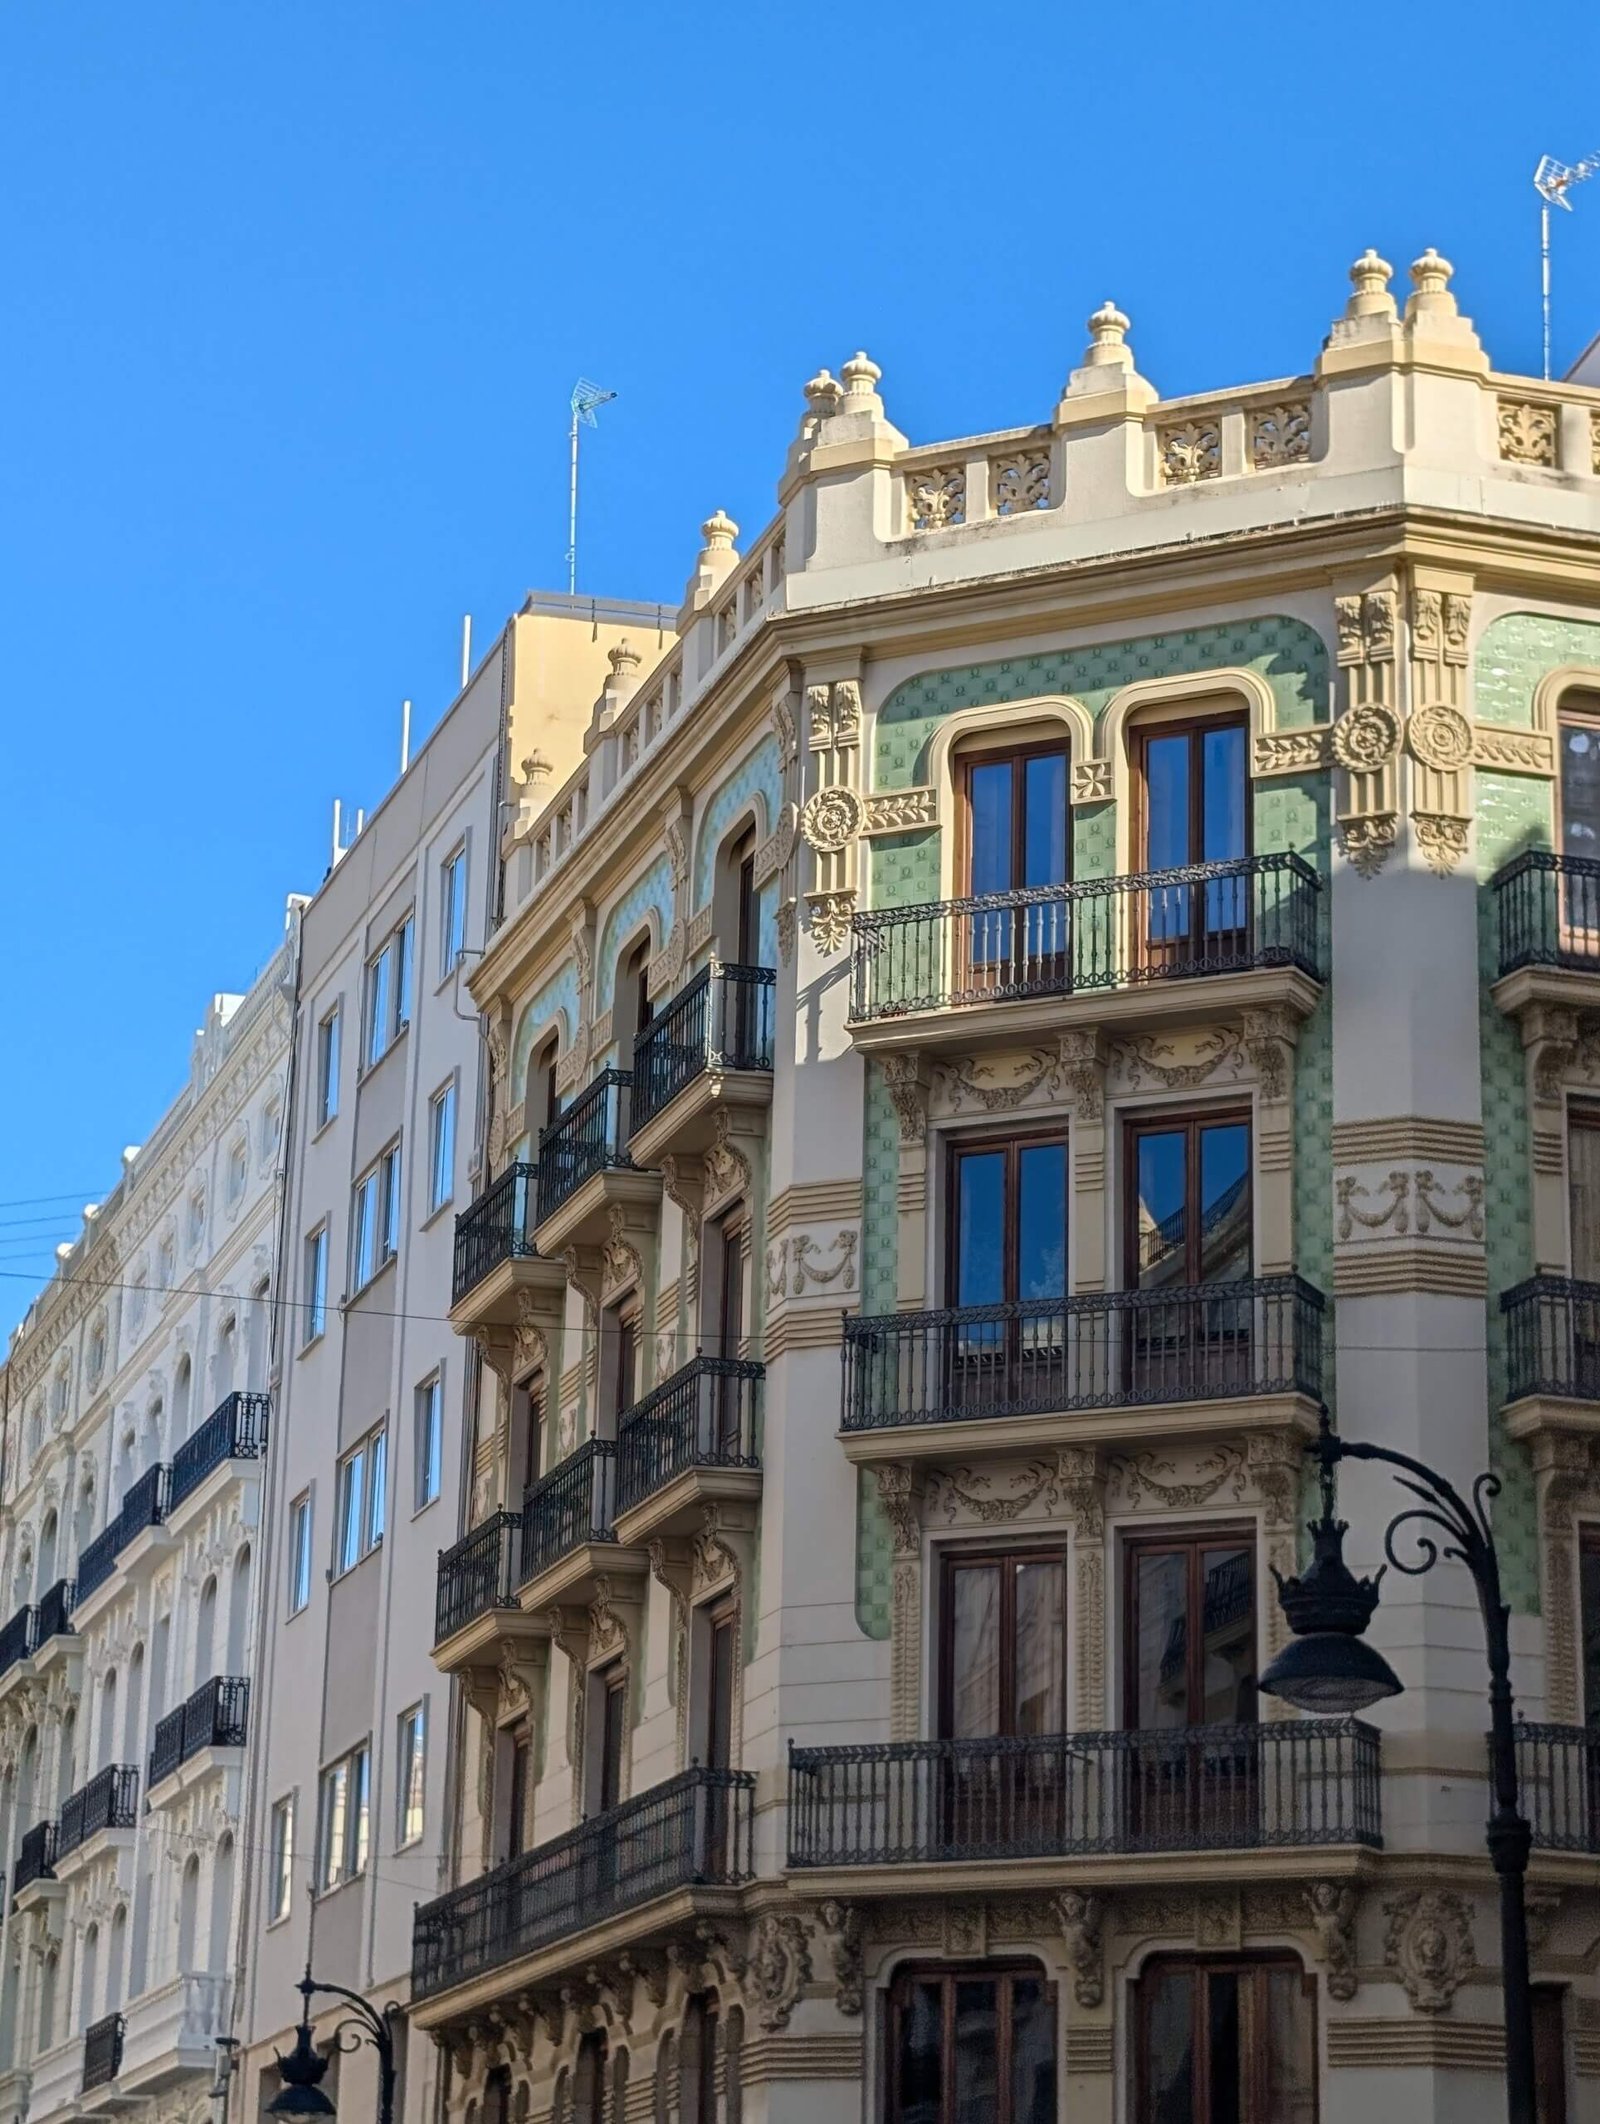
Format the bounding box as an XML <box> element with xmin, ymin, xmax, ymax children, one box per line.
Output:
<box><xmin>415</xmin><ymin>1375</ymin><xmax>443</xmax><ymax>1510</ymax></box>
<box><xmin>1582</xmin><ymin>1526</ymin><xmax>1600</xmax><ymax>1727</ymax></box>
<box><xmin>316</xmin><ymin>1009</ymin><xmax>341</xmax><ymax>1128</ymax></box>
<box><xmin>1136</xmin><ymin>1958</ymin><xmax>1315</xmax><ymax>2123</ymax></box>
<box><xmin>288</xmin><ymin>1493</ymin><xmax>313</xmax><ymax>1615</ymax></box>
<box><xmin>316</xmin><ymin>1743</ymin><xmax>370</xmax><ymax>1891</ymax></box>
<box><xmin>334</xmin><ymin>1428</ymin><xmax>385</xmax><ymax>1574</ymax></box>
<box><xmin>1533</xmin><ymin>1985</ymin><xmax>1569</xmax><ymax>2124</ymax></box>
<box><xmin>889</xmin><ymin>1964</ymin><xmax>1056</xmax><ymax>2124</ymax></box>
<box><xmin>945</xmin><ymin>1131</ymin><xmax>1068</xmax><ymax>1412</ymax></box>
<box><xmin>428</xmin><ymin>1083</ymin><xmax>457</xmax><ymax>1214</ymax></box>
<box><xmin>352</xmin><ymin>1143</ymin><xmax>401</xmax><ymax>1290</ymax></box>
<box><xmin>269</xmin><ymin>1796</ymin><xmax>295</xmax><ymax>1920</ymax></box>
<box><xmin>364</xmin><ymin>916</ymin><xmax>414</xmax><ymax>1068</ymax></box>
<box><xmin>958</xmin><ymin>741</ymin><xmax>1069</xmax><ymax>993</ymax></box>
<box><xmin>396</xmin><ymin>1704</ymin><xmax>426</xmax><ymax>1848</ymax></box>
<box><xmin>1137</xmin><ymin>716</ymin><xmax>1249</xmax><ymax>967</ymax></box>
<box><xmin>366</xmin><ymin>1427</ymin><xmax>388</xmax><ymax>1549</ymax></box>
<box><xmin>303</xmin><ymin>1227</ymin><xmax>328</xmax><ymax>1344</ymax></box>
<box><xmin>1126</xmin><ymin>1111</ymin><xmax>1252</xmax><ymax>1289</ymax></box>
<box><xmin>441</xmin><ymin>845</ymin><xmax>468</xmax><ymax>975</ymax></box>
<box><xmin>1569</xmin><ymin>1111</ymin><xmax>1600</xmax><ymax>1284</ymax></box>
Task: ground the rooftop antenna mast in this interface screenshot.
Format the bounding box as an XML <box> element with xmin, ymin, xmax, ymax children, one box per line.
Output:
<box><xmin>1534</xmin><ymin>151</ymin><xmax>1600</xmax><ymax>378</ymax></box>
<box><xmin>567</xmin><ymin>378</ymin><xmax>617</xmax><ymax>597</ymax></box>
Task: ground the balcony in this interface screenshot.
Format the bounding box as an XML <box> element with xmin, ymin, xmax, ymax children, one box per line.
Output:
<box><xmin>1492</xmin><ymin>848</ymin><xmax>1600</xmax><ymax>1003</ymax></box>
<box><xmin>13</xmin><ymin>1819</ymin><xmax>57</xmax><ymax>1902</ymax></box>
<box><xmin>432</xmin><ymin>1512</ymin><xmax>548</xmax><ymax>1677</ymax></box>
<box><xmin>519</xmin><ymin>1437</ymin><xmax>641</xmax><ymax>1606</ymax></box>
<box><xmin>628</xmin><ymin>963</ymin><xmax>777</xmax><ymax>1167</ymax></box>
<box><xmin>56</xmin><ymin>1765</ymin><xmax>139</xmax><ymax>1865</ymax></box>
<box><xmin>1515</xmin><ymin>1723</ymin><xmax>1600</xmax><ymax>1855</ymax></box>
<box><xmin>34</xmin><ymin>1577</ymin><xmax>74</xmax><ymax>1653</ymax></box>
<box><xmin>788</xmin><ymin>1720</ymin><xmax>1382</xmax><ymax>1888</ymax></box>
<box><xmin>117</xmin><ymin>1973</ymin><xmax>229</xmax><ymax>2093</ymax></box>
<box><xmin>168</xmin><ymin>1391</ymin><xmax>268</xmax><ymax>1515</ymax></box>
<box><xmin>613</xmin><ymin>1356</ymin><xmax>763</xmax><ymax>1545</ymax></box>
<box><xmin>839</xmin><ymin>1277</ymin><xmax>1325</xmax><ymax>1463</ymax></box>
<box><xmin>534</xmin><ymin>1070</ymin><xmax>660</xmax><ymax>1253</ymax></box>
<box><xmin>449</xmin><ymin>1163</ymin><xmax>566</xmax><ymax>1329</ymax></box>
<box><xmin>1501</xmin><ymin>1276</ymin><xmax>1600</xmax><ymax>1445</ymax></box>
<box><xmin>82</xmin><ymin>2012</ymin><xmax>124</xmax><ymax>2092</ymax></box>
<box><xmin>0</xmin><ymin>1605</ymin><xmax>33</xmax><ymax>1681</ymax></box>
<box><xmin>847</xmin><ymin>854</ymin><xmax>1323</xmax><ymax>1054</ymax></box>
<box><xmin>75</xmin><ymin>1468</ymin><xmax>172</xmax><ymax>1617</ymax></box>
<box><xmin>410</xmin><ymin>1766</ymin><xmax>755</xmax><ymax>2012</ymax></box>
<box><xmin>148</xmin><ymin>1676</ymin><xmax>249</xmax><ymax>1794</ymax></box>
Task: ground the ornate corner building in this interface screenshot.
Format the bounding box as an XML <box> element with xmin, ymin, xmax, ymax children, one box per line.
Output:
<box><xmin>407</xmin><ymin>252</ymin><xmax>1600</xmax><ymax>2124</ymax></box>
<box><xmin>0</xmin><ymin>932</ymin><xmax>295</xmax><ymax>2124</ymax></box>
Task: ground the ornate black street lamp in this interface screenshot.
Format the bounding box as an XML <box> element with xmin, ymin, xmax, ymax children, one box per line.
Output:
<box><xmin>1261</xmin><ymin>1414</ymin><xmax>1536</xmax><ymax>2124</ymax></box>
<box><xmin>266</xmin><ymin>1967</ymin><xmax>399</xmax><ymax>2124</ymax></box>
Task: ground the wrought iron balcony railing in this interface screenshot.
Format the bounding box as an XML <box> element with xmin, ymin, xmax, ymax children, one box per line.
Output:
<box><xmin>841</xmin><ymin>1277</ymin><xmax>1324</xmax><ymax>1431</ymax></box>
<box><xmin>169</xmin><ymin>1392</ymin><xmax>269</xmax><ymax>1511</ymax></box>
<box><xmin>149</xmin><ymin>1676</ymin><xmax>250</xmax><ymax>1788</ymax></box>
<box><xmin>787</xmin><ymin>1720</ymin><xmax>1382</xmax><ymax>1868</ymax></box>
<box><xmin>537</xmin><ymin>1071</ymin><xmax>637</xmax><ymax>1224</ymax></box>
<box><xmin>1513</xmin><ymin>1722</ymin><xmax>1600</xmax><ymax>1853</ymax></box>
<box><xmin>0</xmin><ymin>1607</ymin><xmax>33</xmax><ymax>1680</ymax></box>
<box><xmin>616</xmin><ymin>1356</ymin><xmax>763</xmax><ymax>1518</ymax></box>
<box><xmin>1492</xmin><ymin>848</ymin><xmax>1600</xmax><ymax>976</ymax></box>
<box><xmin>13</xmin><ymin>1820</ymin><xmax>56</xmax><ymax>1897</ymax></box>
<box><xmin>631</xmin><ymin>963</ymin><xmax>777</xmax><ymax>1136</ymax></box>
<box><xmin>849</xmin><ymin>853</ymin><xmax>1322</xmax><ymax>1024</ymax></box>
<box><xmin>452</xmin><ymin>1163</ymin><xmax>540</xmax><ymax>1307</ymax></box>
<box><xmin>1501</xmin><ymin>1275</ymin><xmax>1600</xmax><ymax>1402</ymax></box>
<box><xmin>520</xmin><ymin>1439</ymin><xmax>619</xmax><ymax>1585</ymax></box>
<box><xmin>75</xmin><ymin>1525</ymin><xmax>119</xmax><ymax>1603</ymax></box>
<box><xmin>34</xmin><ymin>1578</ymin><xmax>73</xmax><ymax>1650</ymax></box>
<box><xmin>411</xmin><ymin>1766</ymin><xmax>754</xmax><ymax>2002</ymax></box>
<box><xmin>120</xmin><ymin>1463</ymin><xmax>169</xmax><ymax>1544</ymax></box>
<box><xmin>434</xmin><ymin>1512</ymin><xmax>521</xmax><ymax>1647</ymax></box>
<box><xmin>56</xmin><ymin>1765</ymin><xmax>139</xmax><ymax>1860</ymax></box>
<box><xmin>82</xmin><ymin>2012</ymin><xmax>124</xmax><ymax>2091</ymax></box>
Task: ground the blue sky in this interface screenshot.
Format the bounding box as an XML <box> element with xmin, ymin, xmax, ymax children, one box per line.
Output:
<box><xmin>2</xmin><ymin>0</ymin><xmax>1599</xmax><ymax>1310</ymax></box>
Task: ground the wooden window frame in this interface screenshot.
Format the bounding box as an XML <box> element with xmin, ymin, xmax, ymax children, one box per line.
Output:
<box><xmin>1121</xmin><ymin>1524</ymin><xmax>1257</xmax><ymax>1730</ymax></box>
<box><xmin>1131</xmin><ymin>711</ymin><xmax>1251</xmax><ymax>875</ymax></box>
<box><xmin>1121</xmin><ymin>1104</ymin><xmax>1252</xmax><ymax>1290</ymax></box>
<box><xmin>955</xmin><ymin>735</ymin><xmax>1072</xmax><ymax>899</ymax></box>
<box><xmin>943</xmin><ymin>1125</ymin><xmax>1070</xmax><ymax>1309</ymax></box>
<box><xmin>936</xmin><ymin>1544</ymin><xmax>1069</xmax><ymax>1741</ymax></box>
<box><xmin>1133</xmin><ymin>1954</ymin><xmax>1316</xmax><ymax>2124</ymax></box>
<box><xmin>884</xmin><ymin>1961</ymin><xmax>1057</xmax><ymax>2124</ymax></box>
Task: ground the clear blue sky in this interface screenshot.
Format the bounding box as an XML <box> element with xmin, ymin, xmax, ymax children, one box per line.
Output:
<box><xmin>3</xmin><ymin>0</ymin><xmax>1599</xmax><ymax>1311</ymax></box>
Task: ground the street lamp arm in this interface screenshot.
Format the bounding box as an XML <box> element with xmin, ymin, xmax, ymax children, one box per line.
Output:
<box><xmin>302</xmin><ymin>1976</ymin><xmax>398</xmax><ymax>2054</ymax></box>
<box><xmin>1315</xmin><ymin>1432</ymin><xmax>1504</xmax><ymax>1608</ymax></box>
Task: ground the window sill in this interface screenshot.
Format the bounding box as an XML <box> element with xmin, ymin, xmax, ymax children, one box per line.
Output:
<box><xmin>411</xmin><ymin>1492</ymin><xmax>440</xmax><ymax>1522</ymax></box>
<box><xmin>311</xmin><ymin>1871</ymin><xmax>367</xmax><ymax>1905</ymax></box>
<box><xmin>343</xmin><ymin>1257</ymin><xmax>397</xmax><ymax>1308</ymax></box>
<box><xmin>311</xmin><ymin>1113</ymin><xmax>340</xmax><ymax>1144</ymax></box>
<box><xmin>419</xmin><ymin>1197</ymin><xmax>454</xmax><ymax>1232</ymax></box>
<box><xmin>299</xmin><ymin>1330</ymin><xmax>327</xmax><ymax>1358</ymax></box>
<box><xmin>329</xmin><ymin>1537</ymin><xmax>383</xmax><ymax>1586</ymax></box>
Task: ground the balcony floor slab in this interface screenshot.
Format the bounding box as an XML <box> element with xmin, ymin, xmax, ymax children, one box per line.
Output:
<box><xmin>448</xmin><ymin>1252</ymin><xmax>567</xmax><ymax>1337</ymax></box>
<box><xmin>628</xmin><ymin>1067</ymin><xmax>772</xmax><ymax>1170</ymax></box>
<box><xmin>612</xmin><ymin>1466</ymin><xmax>762</xmax><ymax>1550</ymax></box>
<box><xmin>783</xmin><ymin>1843</ymin><xmax>1378</xmax><ymax>1904</ymax></box>
<box><xmin>1503</xmin><ymin>1392</ymin><xmax>1600</xmax><ymax>1442</ymax></box>
<box><xmin>518</xmin><ymin>1539</ymin><xmax>649</xmax><ymax>1616</ymax></box>
<box><xmin>838</xmin><ymin>1389</ymin><xmax>1321</xmax><ymax>1466</ymax></box>
<box><xmin>533</xmin><ymin>1168</ymin><xmax>661</xmax><ymax>1259</ymax></box>
<box><xmin>433</xmin><ymin>1600</ymin><xmax>557</xmax><ymax>1680</ymax></box>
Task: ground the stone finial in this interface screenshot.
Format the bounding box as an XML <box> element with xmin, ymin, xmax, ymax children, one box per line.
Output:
<box><xmin>121</xmin><ymin>1145</ymin><xmax>141</xmax><ymax>1171</ymax></box>
<box><xmin>608</xmin><ymin>639</ymin><xmax>641</xmax><ymax>680</ymax></box>
<box><xmin>1345</xmin><ymin>249</ymin><xmax>1396</xmax><ymax>319</ymax></box>
<box><xmin>804</xmin><ymin>368</ymin><xmax>843</xmax><ymax>418</ymax></box>
<box><xmin>841</xmin><ymin>351</ymin><xmax>882</xmax><ymax>401</ymax></box>
<box><xmin>1083</xmin><ymin>301</ymin><xmax>1133</xmax><ymax>369</ymax></box>
<box><xmin>700</xmin><ymin>509</ymin><xmax>739</xmax><ymax>554</ymax></box>
<box><xmin>1405</xmin><ymin>247</ymin><xmax>1457</xmax><ymax>319</ymax></box>
<box><xmin>520</xmin><ymin>750</ymin><xmax>553</xmax><ymax>789</ymax></box>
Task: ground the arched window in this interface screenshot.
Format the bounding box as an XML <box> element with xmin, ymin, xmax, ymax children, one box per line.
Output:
<box><xmin>214</xmin><ymin>1317</ymin><xmax>238</xmax><ymax>1402</ymax></box>
<box><xmin>56</xmin><ymin>1709</ymin><xmax>76</xmax><ymax>1810</ymax></box>
<box><xmin>98</xmin><ymin>1672</ymin><xmax>118</xmax><ymax>1773</ymax></box>
<box><xmin>79</xmin><ymin>1925</ymin><xmax>99</xmax><ymax>2032</ymax></box>
<box><xmin>123</xmin><ymin>1647</ymin><xmax>145</xmax><ymax>1763</ymax></box>
<box><xmin>173</xmin><ymin>1356</ymin><xmax>192</xmax><ymax>1441</ymax></box>
<box><xmin>36</xmin><ymin>1512</ymin><xmax>57</xmax><ymax>1598</ymax></box>
<box><xmin>226</xmin><ymin>1550</ymin><xmax>252</xmax><ymax>1676</ymax></box>
<box><xmin>614</xmin><ymin>934</ymin><xmax>654</xmax><ymax>1062</ymax></box>
<box><xmin>195</xmin><ymin>1578</ymin><xmax>218</xmax><ymax>1681</ymax></box>
<box><xmin>529</xmin><ymin>1034</ymin><xmax>560</xmax><ymax>1139</ymax></box>
<box><xmin>150</xmin><ymin>1614</ymin><xmax>170</xmax><ymax>1724</ymax></box>
<box><xmin>177</xmin><ymin>1855</ymin><xmax>200</xmax><ymax>1971</ymax></box>
<box><xmin>118</xmin><ymin>1427</ymin><xmax>137</xmax><ymax>1496</ymax></box>
<box><xmin>74</xmin><ymin>1475</ymin><xmax>94</xmax><ymax>1565</ymax></box>
<box><xmin>105</xmin><ymin>1908</ymin><xmax>127</xmax><ymax>2015</ymax></box>
<box><xmin>37</xmin><ymin>1951</ymin><xmax>57</xmax><ymax>2051</ymax></box>
<box><xmin>210</xmin><ymin>1835</ymin><xmax>235</xmax><ymax>1968</ymax></box>
<box><xmin>712</xmin><ymin>821</ymin><xmax>760</xmax><ymax>971</ymax></box>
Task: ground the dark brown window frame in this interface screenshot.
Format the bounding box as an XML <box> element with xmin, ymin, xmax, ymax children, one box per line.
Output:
<box><xmin>1121</xmin><ymin>1523</ymin><xmax>1258</xmax><ymax>1731</ymax></box>
<box><xmin>883</xmin><ymin>1959</ymin><xmax>1057</xmax><ymax>2124</ymax></box>
<box><xmin>1131</xmin><ymin>710</ymin><xmax>1252</xmax><ymax>873</ymax></box>
<box><xmin>936</xmin><ymin>1543</ymin><xmax>1069</xmax><ymax>1741</ymax></box>
<box><xmin>943</xmin><ymin>1123</ymin><xmax>1070</xmax><ymax>1309</ymax></box>
<box><xmin>1556</xmin><ymin>694</ymin><xmax>1600</xmax><ymax>847</ymax></box>
<box><xmin>955</xmin><ymin>734</ymin><xmax>1072</xmax><ymax>899</ymax></box>
<box><xmin>1133</xmin><ymin>1952</ymin><xmax>1316</xmax><ymax>2124</ymax></box>
<box><xmin>1121</xmin><ymin>1103</ymin><xmax>1252</xmax><ymax>1290</ymax></box>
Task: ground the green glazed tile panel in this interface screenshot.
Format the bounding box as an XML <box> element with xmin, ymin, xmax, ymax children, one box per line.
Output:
<box><xmin>855</xmin><ymin>1059</ymin><xmax>903</xmax><ymax>1639</ymax></box>
<box><xmin>511</xmin><ymin>963</ymin><xmax>579</xmax><ymax>1089</ymax></box>
<box><xmin>1476</xmin><ymin>612</ymin><xmax>1600</xmax><ymax>726</ymax></box>
<box><xmin>596</xmin><ymin>855</ymin><xmax>674</xmax><ymax>1020</ymax></box>
<box><xmin>693</xmin><ymin>736</ymin><xmax>782</xmax><ymax>909</ymax></box>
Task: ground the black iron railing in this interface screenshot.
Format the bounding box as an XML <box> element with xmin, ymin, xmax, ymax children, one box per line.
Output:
<box><xmin>0</xmin><ymin>1607</ymin><xmax>32</xmax><ymax>1680</ymax></box>
<box><xmin>34</xmin><ymin>1579</ymin><xmax>73</xmax><ymax>1649</ymax></box>
<box><xmin>788</xmin><ymin>1720</ymin><xmax>1382</xmax><ymax>1867</ymax></box>
<box><xmin>169</xmin><ymin>1391</ymin><xmax>269</xmax><ymax>1510</ymax></box>
<box><xmin>434</xmin><ymin>1512</ymin><xmax>521</xmax><ymax>1646</ymax></box>
<box><xmin>13</xmin><ymin>1820</ymin><xmax>56</xmax><ymax>1897</ymax></box>
<box><xmin>850</xmin><ymin>853</ymin><xmax>1322</xmax><ymax>1023</ymax></box>
<box><xmin>1492</xmin><ymin>849</ymin><xmax>1600</xmax><ymax>976</ymax></box>
<box><xmin>1502</xmin><ymin>1276</ymin><xmax>1600</xmax><ymax>1402</ymax></box>
<box><xmin>149</xmin><ymin>1676</ymin><xmax>249</xmax><ymax>1787</ymax></box>
<box><xmin>841</xmin><ymin>1277</ymin><xmax>1324</xmax><ymax>1430</ymax></box>
<box><xmin>520</xmin><ymin>1440</ymin><xmax>618</xmax><ymax>1585</ymax></box>
<box><xmin>631</xmin><ymin>964</ymin><xmax>777</xmax><ymax>1135</ymax></box>
<box><xmin>56</xmin><ymin>1766</ymin><xmax>139</xmax><ymax>1859</ymax></box>
<box><xmin>120</xmin><ymin>1464</ymin><xmax>168</xmax><ymax>1544</ymax></box>
<box><xmin>452</xmin><ymin>1164</ymin><xmax>540</xmax><ymax>1307</ymax></box>
<box><xmin>616</xmin><ymin>1357</ymin><xmax>763</xmax><ymax>1518</ymax></box>
<box><xmin>411</xmin><ymin>1766</ymin><xmax>755</xmax><ymax>2002</ymax></box>
<box><xmin>82</xmin><ymin>2012</ymin><xmax>124</xmax><ymax>2091</ymax></box>
<box><xmin>74</xmin><ymin>1526</ymin><xmax>119</xmax><ymax>1603</ymax></box>
<box><xmin>537</xmin><ymin>1072</ymin><xmax>636</xmax><ymax>1224</ymax></box>
<box><xmin>1513</xmin><ymin>1723</ymin><xmax>1600</xmax><ymax>1853</ymax></box>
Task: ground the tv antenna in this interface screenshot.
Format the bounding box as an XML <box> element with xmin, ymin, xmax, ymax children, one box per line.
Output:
<box><xmin>1534</xmin><ymin>152</ymin><xmax>1600</xmax><ymax>378</ymax></box>
<box><xmin>567</xmin><ymin>378</ymin><xmax>617</xmax><ymax>596</ymax></box>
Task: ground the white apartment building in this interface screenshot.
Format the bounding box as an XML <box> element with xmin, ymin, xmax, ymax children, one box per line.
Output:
<box><xmin>0</xmin><ymin>926</ymin><xmax>296</xmax><ymax>2124</ymax></box>
<box><xmin>237</xmin><ymin>594</ymin><xmax>668</xmax><ymax>2124</ymax></box>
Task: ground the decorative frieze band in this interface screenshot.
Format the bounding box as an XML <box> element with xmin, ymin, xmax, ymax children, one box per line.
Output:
<box><xmin>1330</xmin><ymin>1116</ymin><xmax>1485</xmax><ymax>1164</ymax></box>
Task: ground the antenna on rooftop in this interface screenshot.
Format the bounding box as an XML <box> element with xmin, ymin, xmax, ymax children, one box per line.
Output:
<box><xmin>1534</xmin><ymin>152</ymin><xmax>1600</xmax><ymax>377</ymax></box>
<box><xmin>401</xmin><ymin>699</ymin><xmax>412</xmax><ymax>775</ymax></box>
<box><xmin>567</xmin><ymin>378</ymin><xmax>617</xmax><ymax>597</ymax></box>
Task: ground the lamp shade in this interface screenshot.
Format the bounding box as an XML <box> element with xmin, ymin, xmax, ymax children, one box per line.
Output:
<box><xmin>1260</xmin><ymin>1626</ymin><xmax>1403</xmax><ymax>1714</ymax></box>
<box><xmin>267</xmin><ymin>2021</ymin><xmax>337</xmax><ymax>2120</ymax></box>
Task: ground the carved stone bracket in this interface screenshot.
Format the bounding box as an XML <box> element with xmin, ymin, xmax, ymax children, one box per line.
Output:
<box><xmin>816</xmin><ymin>1900</ymin><xmax>863</xmax><ymax>2016</ymax></box>
<box><xmin>1055</xmin><ymin>1891</ymin><xmax>1105</xmax><ymax>2008</ymax></box>
<box><xmin>880</xmin><ymin>1052</ymin><xmax>931</xmax><ymax>1144</ymax></box>
<box><xmin>1382</xmin><ymin>1888</ymin><xmax>1474</xmax><ymax>2013</ymax></box>
<box><xmin>1304</xmin><ymin>1882</ymin><xmax>1359</xmax><ymax>2002</ymax></box>
<box><xmin>1333</xmin><ymin>587</ymin><xmax>1401</xmax><ymax>875</ymax></box>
